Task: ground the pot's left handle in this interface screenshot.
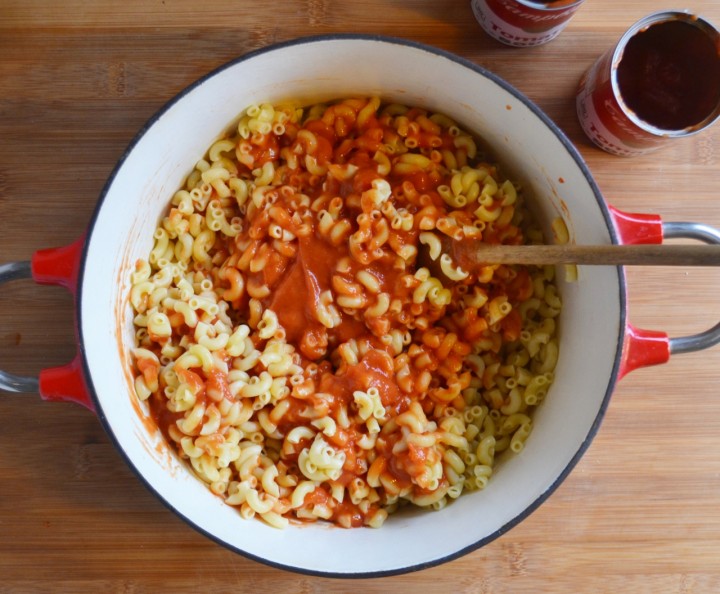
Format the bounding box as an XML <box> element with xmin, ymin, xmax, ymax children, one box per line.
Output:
<box><xmin>0</xmin><ymin>238</ymin><xmax>96</xmax><ymax>412</ymax></box>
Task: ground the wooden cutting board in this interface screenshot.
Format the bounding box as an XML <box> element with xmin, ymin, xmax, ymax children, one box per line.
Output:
<box><xmin>1</xmin><ymin>1</ymin><xmax>720</xmax><ymax>592</ymax></box>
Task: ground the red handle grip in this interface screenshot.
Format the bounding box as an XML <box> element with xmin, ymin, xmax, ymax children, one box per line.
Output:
<box><xmin>39</xmin><ymin>354</ymin><xmax>95</xmax><ymax>412</ymax></box>
<box><xmin>30</xmin><ymin>237</ymin><xmax>95</xmax><ymax>412</ymax></box>
<box><xmin>609</xmin><ymin>207</ymin><xmax>670</xmax><ymax>378</ymax></box>
<box><xmin>619</xmin><ymin>325</ymin><xmax>670</xmax><ymax>379</ymax></box>
<box><xmin>31</xmin><ymin>236</ymin><xmax>85</xmax><ymax>292</ymax></box>
<box><xmin>608</xmin><ymin>205</ymin><xmax>663</xmax><ymax>245</ymax></box>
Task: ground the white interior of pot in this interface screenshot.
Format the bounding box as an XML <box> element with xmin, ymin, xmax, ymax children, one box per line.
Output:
<box><xmin>80</xmin><ymin>37</ymin><xmax>623</xmax><ymax>576</ymax></box>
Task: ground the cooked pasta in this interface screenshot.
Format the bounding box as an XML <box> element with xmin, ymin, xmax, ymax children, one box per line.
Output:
<box><xmin>129</xmin><ymin>97</ymin><xmax>562</xmax><ymax>529</ymax></box>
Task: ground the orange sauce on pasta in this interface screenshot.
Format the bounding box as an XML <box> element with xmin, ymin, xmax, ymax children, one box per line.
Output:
<box><xmin>131</xmin><ymin>96</ymin><xmax>561</xmax><ymax>529</ymax></box>
<box><xmin>319</xmin><ymin>348</ymin><xmax>405</xmax><ymax>411</ymax></box>
<box><xmin>266</xmin><ymin>232</ymin><xmax>368</xmax><ymax>355</ymax></box>
<box><xmin>150</xmin><ymin>393</ymin><xmax>184</xmax><ymax>435</ymax></box>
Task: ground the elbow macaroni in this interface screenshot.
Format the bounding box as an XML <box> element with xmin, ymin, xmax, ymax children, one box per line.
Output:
<box><xmin>129</xmin><ymin>97</ymin><xmax>562</xmax><ymax>529</ymax></box>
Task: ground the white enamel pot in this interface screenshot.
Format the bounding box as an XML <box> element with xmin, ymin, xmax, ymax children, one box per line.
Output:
<box><xmin>2</xmin><ymin>35</ymin><xmax>720</xmax><ymax>577</ymax></box>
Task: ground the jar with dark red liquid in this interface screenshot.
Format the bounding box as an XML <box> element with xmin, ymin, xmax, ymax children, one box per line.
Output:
<box><xmin>577</xmin><ymin>11</ymin><xmax>720</xmax><ymax>156</ymax></box>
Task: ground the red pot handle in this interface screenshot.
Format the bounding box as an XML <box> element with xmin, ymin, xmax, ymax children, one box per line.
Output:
<box><xmin>610</xmin><ymin>206</ymin><xmax>720</xmax><ymax>378</ymax></box>
<box><xmin>0</xmin><ymin>237</ymin><xmax>95</xmax><ymax>412</ymax></box>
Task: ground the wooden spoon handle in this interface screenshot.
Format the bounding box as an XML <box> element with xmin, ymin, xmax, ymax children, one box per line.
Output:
<box><xmin>470</xmin><ymin>244</ymin><xmax>720</xmax><ymax>266</ymax></box>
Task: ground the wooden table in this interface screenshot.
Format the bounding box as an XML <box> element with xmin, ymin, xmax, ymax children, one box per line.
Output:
<box><xmin>2</xmin><ymin>1</ymin><xmax>720</xmax><ymax>591</ymax></box>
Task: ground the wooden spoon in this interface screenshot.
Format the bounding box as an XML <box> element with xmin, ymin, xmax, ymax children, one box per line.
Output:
<box><xmin>464</xmin><ymin>243</ymin><xmax>720</xmax><ymax>267</ymax></box>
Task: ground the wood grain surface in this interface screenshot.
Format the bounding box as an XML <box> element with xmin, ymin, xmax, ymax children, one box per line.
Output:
<box><xmin>2</xmin><ymin>1</ymin><xmax>720</xmax><ymax>592</ymax></box>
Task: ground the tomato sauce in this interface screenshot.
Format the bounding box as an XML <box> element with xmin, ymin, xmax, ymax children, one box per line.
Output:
<box><xmin>150</xmin><ymin>392</ymin><xmax>184</xmax><ymax>437</ymax></box>
<box><xmin>617</xmin><ymin>19</ymin><xmax>720</xmax><ymax>130</ymax></box>
<box><xmin>318</xmin><ymin>348</ymin><xmax>405</xmax><ymax>412</ymax></box>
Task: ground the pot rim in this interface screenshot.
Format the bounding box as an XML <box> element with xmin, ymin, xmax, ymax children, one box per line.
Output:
<box><xmin>74</xmin><ymin>33</ymin><xmax>626</xmax><ymax>577</ymax></box>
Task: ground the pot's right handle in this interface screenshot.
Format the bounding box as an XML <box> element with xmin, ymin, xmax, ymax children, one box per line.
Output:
<box><xmin>662</xmin><ymin>222</ymin><xmax>720</xmax><ymax>355</ymax></box>
<box><xmin>610</xmin><ymin>207</ymin><xmax>720</xmax><ymax>378</ymax></box>
<box><xmin>0</xmin><ymin>238</ymin><xmax>95</xmax><ymax>412</ymax></box>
